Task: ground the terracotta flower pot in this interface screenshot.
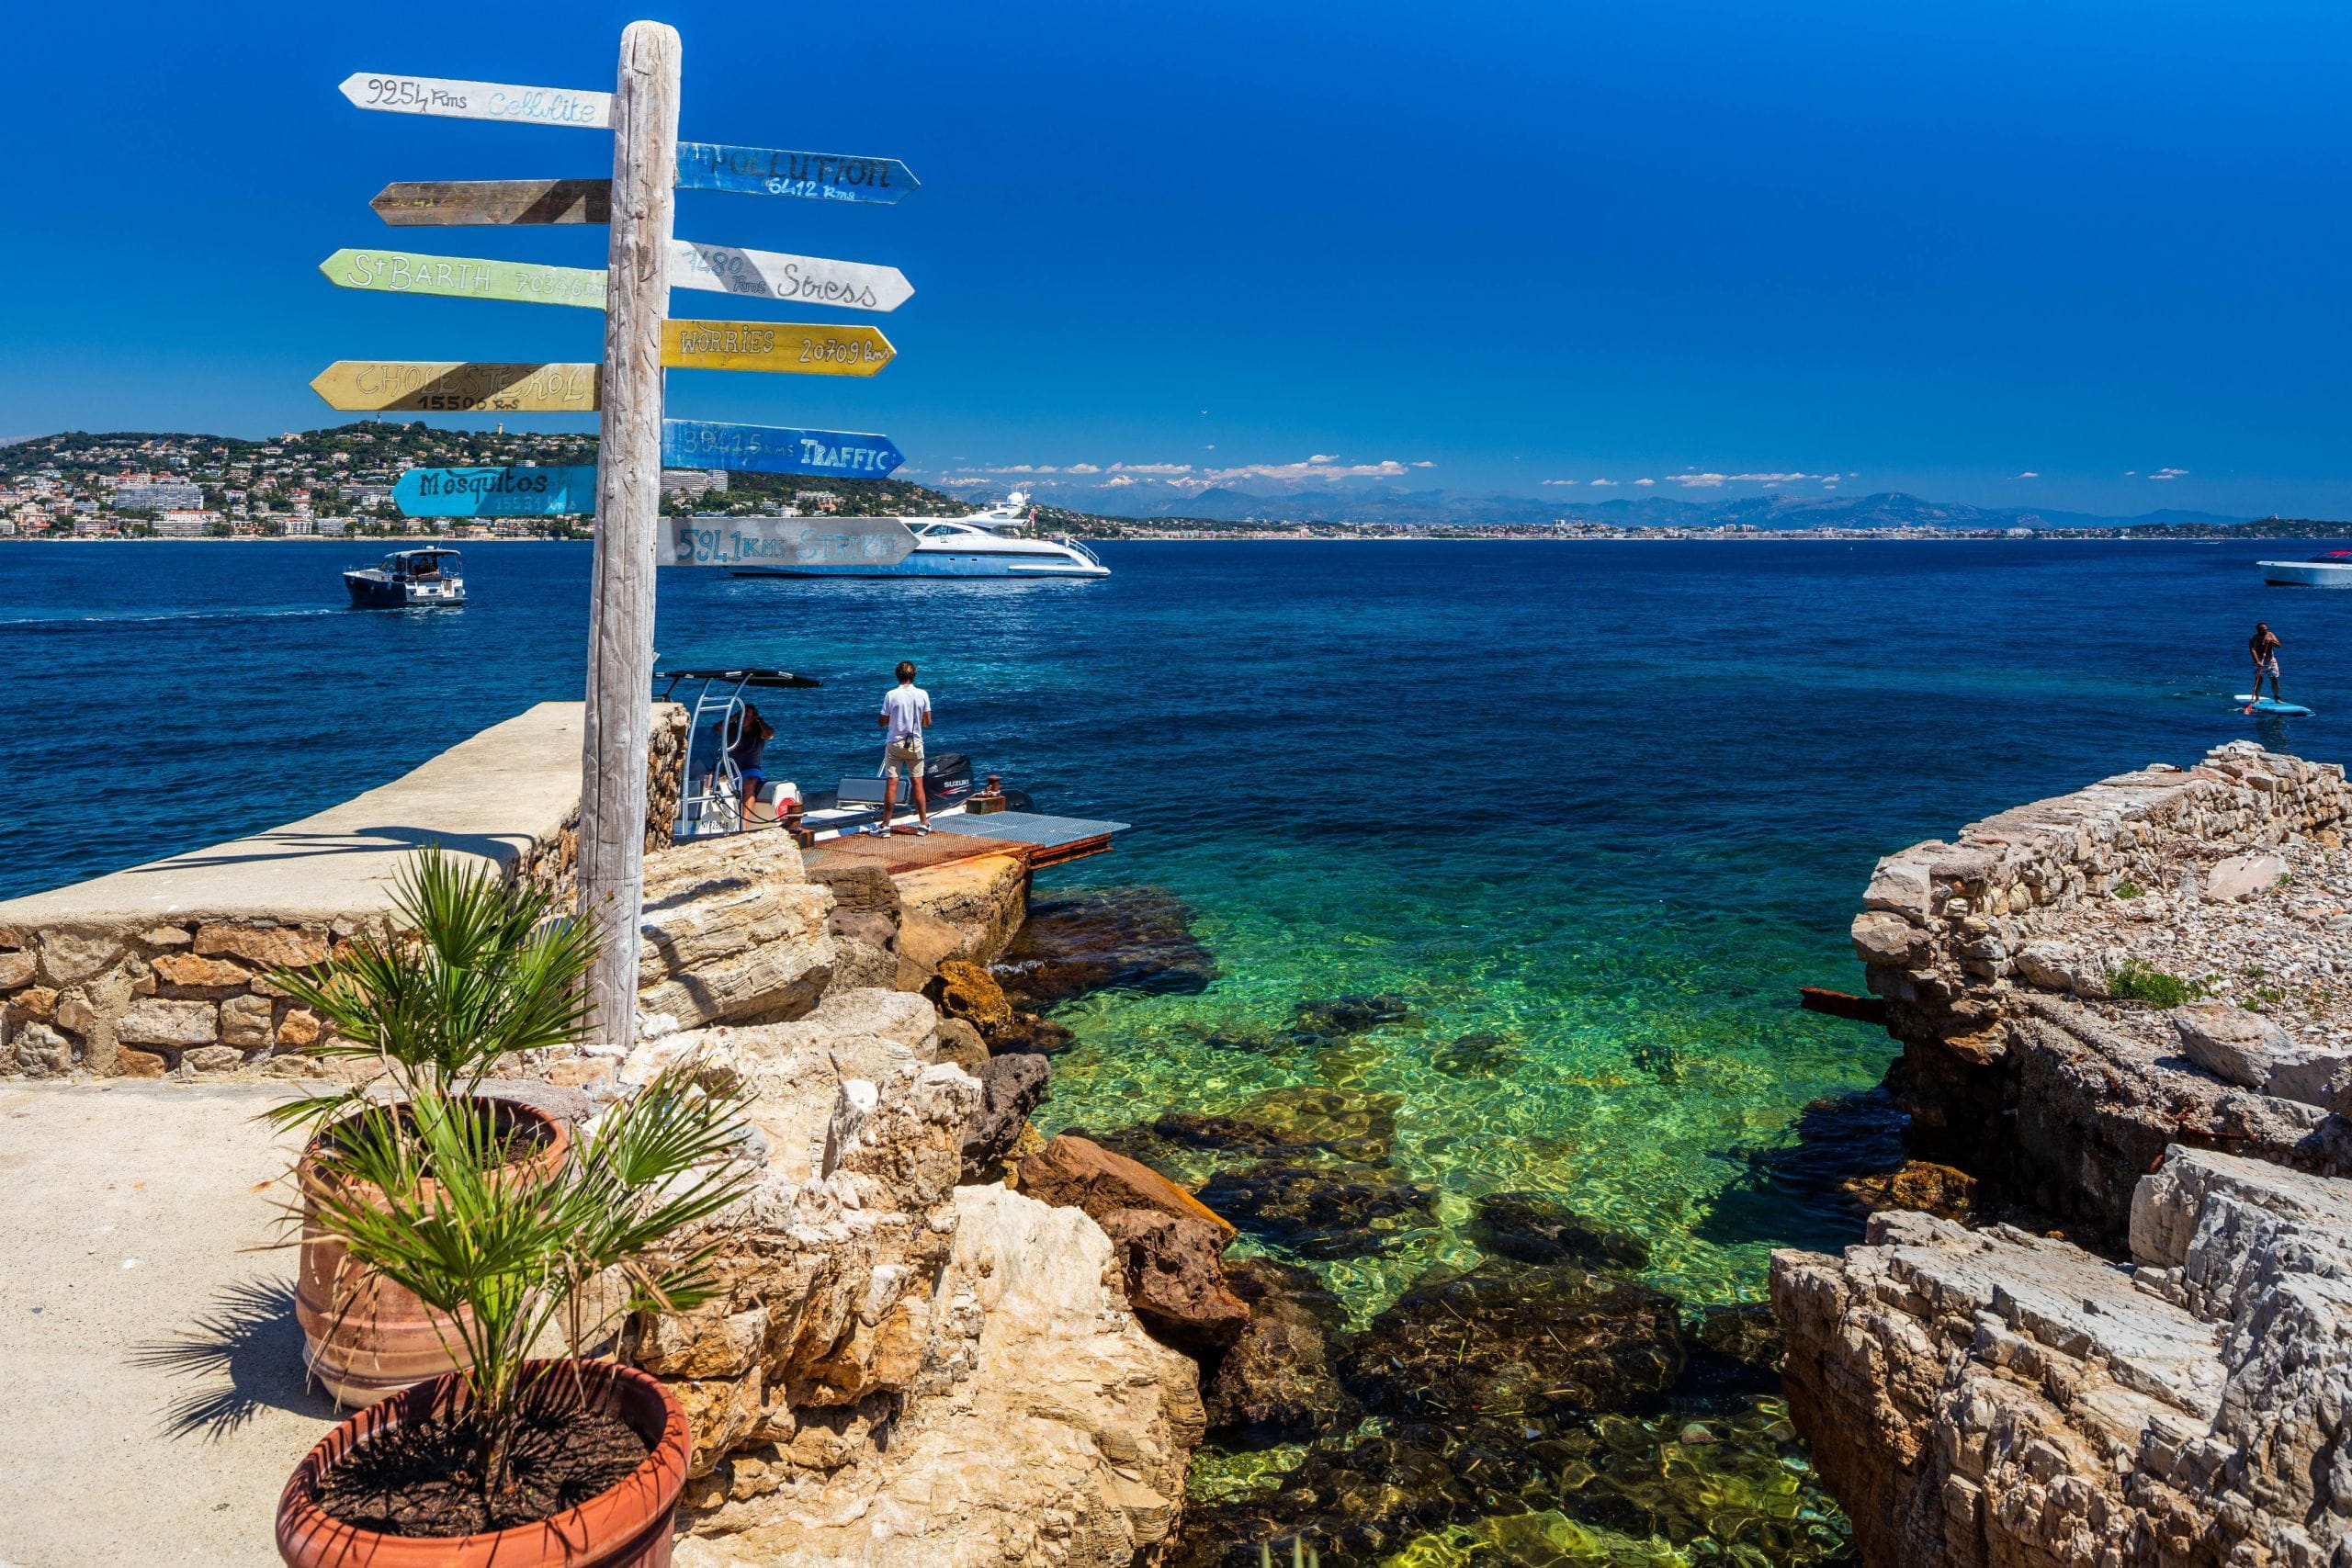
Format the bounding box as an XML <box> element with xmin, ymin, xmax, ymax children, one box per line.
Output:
<box><xmin>277</xmin><ymin>1359</ymin><xmax>689</xmax><ymax>1568</ymax></box>
<box><xmin>296</xmin><ymin>1097</ymin><xmax>572</xmax><ymax>1405</ymax></box>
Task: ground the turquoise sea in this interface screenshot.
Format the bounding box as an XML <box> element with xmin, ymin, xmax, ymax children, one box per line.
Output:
<box><xmin>4</xmin><ymin>538</ymin><xmax>2348</xmax><ymax>1314</ymax></box>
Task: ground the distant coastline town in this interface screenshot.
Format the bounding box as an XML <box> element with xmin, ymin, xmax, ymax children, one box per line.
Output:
<box><xmin>4</xmin><ymin>423</ymin><xmax>2347</xmax><ymax>544</ymax></box>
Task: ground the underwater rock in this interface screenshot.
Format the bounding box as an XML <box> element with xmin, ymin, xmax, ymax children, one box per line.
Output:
<box><xmin>1338</xmin><ymin>1260</ymin><xmax>1684</xmax><ymax>1425</ymax></box>
<box><xmin>1195</xmin><ymin>1161</ymin><xmax>1435</xmax><ymax>1258</ymax></box>
<box><xmin>1288</xmin><ymin>994</ymin><xmax>1411</xmax><ymax>1039</ymax></box>
<box><xmin>986</xmin><ymin>1010</ymin><xmax>1077</xmax><ymax>1055</ymax></box>
<box><xmin>993</xmin><ymin>886</ymin><xmax>1217</xmax><ymax>1010</ymax></box>
<box><xmin>1430</xmin><ymin>1031</ymin><xmax>1517</xmax><ymax>1077</ymax></box>
<box><xmin>1097</xmin><ymin>1206</ymin><xmax>1251</xmax><ymax>1351</ymax></box>
<box><xmin>1466</xmin><ymin>1191</ymin><xmax>1651</xmax><ymax>1270</ymax></box>
<box><xmin>1838</xmin><ymin>1158</ymin><xmax>1981</xmax><ymax>1222</ymax></box>
<box><xmin>1138</xmin><ymin>1087</ymin><xmax>1399</xmax><ymax>1166</ymax></box>
<box><xmin>1202</xmin><ymin>1258</ymin><xmax>1353</xmax><ymax>1447</ymax></box>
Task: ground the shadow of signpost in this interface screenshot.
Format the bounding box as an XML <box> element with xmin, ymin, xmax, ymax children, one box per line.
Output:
<box><xmin>133</xmin><ymin>1278</ymin><xmax>344</xmax><ymax>1440</ymax></box>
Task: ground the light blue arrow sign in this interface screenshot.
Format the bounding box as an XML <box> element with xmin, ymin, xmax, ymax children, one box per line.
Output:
<box><xmin>674</xmin><ymin>142</ymin><xmax>918</xmax><ymax>205</ymax></box>
<box><xmin>393</xmin><ymin>465</ymin><xmax>599</xmax><ymax>517</ymax></box>
<box><xmin>660</xmin><ymin>420</ymin><xmax>905</xmax><ymax>478</ymax></box>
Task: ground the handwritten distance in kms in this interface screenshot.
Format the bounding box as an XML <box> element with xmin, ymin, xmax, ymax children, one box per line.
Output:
<box><xmin>342</xmin><ymin>73</ymin><xmax>609</xmax><ymax>128</ymax></box>
<box><xmin>662</xmin><ymin>321</ymin><xmax>893</xmax><ymax>375</ymax></box>
<box><xmin>322</xmin><ymin>250</ymin><xmax>606</xmax><ymax>309</ymax></box>
<box><xmin>312</xmin><ymin>362</ymin><xmax>599</xmax><ymax>412</ymax></box>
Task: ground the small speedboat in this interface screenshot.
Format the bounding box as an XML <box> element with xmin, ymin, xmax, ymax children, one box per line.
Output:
<box><xmin>345</xmin><ymin>548</ymin><xmax>466</xmax><ymax>607</ymax></box>
<box><xmin>2258</xmin><ymin>551</ymin><xmax>2352</xmax><ymax>587</ymax></box>
<box><xmin>728</xmin><ymin>493</ymin><xmax>1109</xmax><ymax>580</ymax></box>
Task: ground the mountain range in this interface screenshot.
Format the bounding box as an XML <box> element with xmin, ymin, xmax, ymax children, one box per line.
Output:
<box><xmin>936</xmin><ymin>475</ymin><xmax>2244</xmax><ymax>531</ymax></box>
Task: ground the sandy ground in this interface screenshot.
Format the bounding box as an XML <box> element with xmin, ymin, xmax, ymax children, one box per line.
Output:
<box><xmin>0</xmin><ymin>1081</ymin><xmax>341</xmax><ymax>1567</ymax></box>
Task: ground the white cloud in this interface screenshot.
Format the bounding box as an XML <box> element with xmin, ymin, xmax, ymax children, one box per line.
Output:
<box><xmin>1589</xmin><ymin>479</ymin><xmax>1618</xmax><ymax>487</ymax></box>
<box><xmin>1541</xmin><ymin>479</ymin><xmax>1579</xmax><ymax>486</ymax></box>
<box><xmin>1410</xmin><ymin>460</ymin><xmax>1436</xmax><ymax>468</ymax></box>
<box><xmin>1664</xmin><ymin>471</ymin><xmax>1832</xmax><ymax>490</ymax></box>
<box><xmin>1307</xmin><ymin>453</ymin><xmax>1340</xmax><ymax>464</ymax></box>
<box><xmin>2017</xmin><ymin>470</ymin><xmax>2040</xmax><ymax>479</ymax></box>
<box><xmin>1066</xmin><ymin>463</ymin><xmax>1102</xmax><ymax>475</ymax></box>
<box><xmin>2124</xmin><ymin>470</ymin><xmax>2137</xmax><ymax>477</ymax></box>
<box><xmin>2151</xmin><ymin>467</ymin><xmax>2188</xmax><ymax>480</ymax></box>
<box><xmin>1204</xmin><ymin>458</ymin><xmax>1413</xmax><ymax>483</ymax></box>
<box><xmin>1634</xmin><ymin>478</ymin><xmax>1657</xmax><ymax>486</ymax></box>
<box><xmin>1109</xmin><ymin>463</ymin><xmax>1194</xmax><ymax>476</ymax></box>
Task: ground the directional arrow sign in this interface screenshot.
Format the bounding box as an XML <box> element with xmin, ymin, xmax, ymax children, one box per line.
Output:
<box><xmin>674</xmin><ymin>142</ymin><xmax>919</xmax><ymax>205</ymax></box>
<box><xmin>662</xmin><ymin>320</ymin><xmax>895</xmax><ymax>377</ymax></box>
<box><xmin>321</xmin><ymin>248</ymin><xmax>607</xmax><ymax>309</ymax></box>
<box><xmin>669</xmin><ymin>240</ymin><xmax>913</xmax><ymax>313</ymax></box>
<box><xmin>371</xmin><ymin>179</ymin><xmax>610</xmax><ymax>227</ymax></box>
<box><xmin>394</xmin><ymin>465</ymin><xmax>600</xmax><ymax>517</ymax></box>
<box><xmin>339</xmin><ymin>73</ymin><xmax>612</xmax><ymax>129</ymax></box>
<box><xmin>660</xmin><ymin>515</ymin><xmax>917</xmax><ymax>569</ymax></box>
<box><xmin>660</xmin><ymin>420</ymin><xmax>905</xmax><ymax>478</ymax></box>
<box><xmin>311</xmin><ymin>362</ymin><xmax>601</xmax><ymax>412</ymax></box>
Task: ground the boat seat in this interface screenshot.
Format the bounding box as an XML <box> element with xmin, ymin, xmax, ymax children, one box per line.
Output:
<box><xmin>834</xmin><ymin>776</ymin><xmax>892</xmax><ymax>807</ymax></box>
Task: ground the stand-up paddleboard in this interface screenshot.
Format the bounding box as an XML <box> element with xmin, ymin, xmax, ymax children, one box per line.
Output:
<box><xmin>2235</xmin><ymin>695</ymin><xmax>2315</xmax><ymax>716</ymax></box>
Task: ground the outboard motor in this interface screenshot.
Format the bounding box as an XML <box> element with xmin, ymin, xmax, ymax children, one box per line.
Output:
<box><xmin>921</xmin><ymin>751</ymin><xmax>974</xmax><ymax>805</ymax></box>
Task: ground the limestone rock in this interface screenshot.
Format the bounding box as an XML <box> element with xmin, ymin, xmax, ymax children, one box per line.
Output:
<box><xmin>2205</xmin><ymin>850</ymin><xmax>2287</xmax><ymax>902</ymax></box>
<box><xmin>2012</xmin><ymin>939</ymin><xmax>2109</xmax><ymax>997</ymax></box>
<box><xmin>10</xmin><ymin>1021</ymin><xmax>74</xmax><ymax>1077</ymax></box>
<box><xmin>0</xmin><ymin>949</ymin><xmax>36</xmax><ymax>989</ymax></box>
<box><xmin>115</xmin><ymin>1048</ymin><xmax>167</xmax><ymax>1078</ymax></box>
<box><xmin>894</xmin><ymin>853</ymin><xmax>1028</xmax><ymax>967</ymax></box>
<box><xmin>636</xmin><ymin>830</ymin><xmax>835</xmax><ymax>1039</ymax></box>
<box><xmin>8</xmin><ymin>986</ymin><xmax>57</xmax><ymax>1020</ymax></box>
<box><xmin>151</xmin><ymin>952</ymin><xmax>252</xmax><ymax>990</ymax></box>
<box><xmin>673</xmin><ymin>1185</ymin><xmax>1203</xmax><ymax>1568</ymax></box>
<box><xmin>933</xmin><ymin>1017</ymin><xmax>989</xmax><ymax>1071</ymax></box>
<box><xmin>114</xmin><ymin>998</ymin><xmax>216</xmax><ymax>1048</ymax></box>
<box><xmin>183</xmin><ymin>1044</ymin><xmax>244</xmax><ymax>1074</ymax></box>
<box><xmin>1019</xmin><ymin>1134</ymin><xmax>1237</xmax><ymax>1244</ymax></box>
<box><xmin>1849</xmin><ymin>910</ymin><xmax>1927</xmax><ymax>967</ymax></box>
<box><xmin>192</xmin><ymin>922</ymin><xmax>328</xmax><ymax>969</ymax></box>
<box><xmin>1772</xmin><ymin>1146</ymin><xmax>2352</xmax><ymax>1568</ymax></box>
<box><xmin>2168</xmin><ymin>1000</ymin><xmax>2352</xmax><ymax>1110</ymax></box>
<box><xmin>1838</xmin><ymin>1159</ymin><xmax>1981</xmax><ymax>1222</ymax></box>
<box><xmin>219</xmin><ymin>994</ymin><xmax>274</xmax><ymax>1048</ymax></box>
<box><xmin>929</xmin><ymin>958</ymin><xmax>1012</xmax><ymax>1033</ymax></box>
<box><xmin>1096</xmin><ymin>1207</ymin><xmax>1250</xmax><ymax>1349</ymax></box>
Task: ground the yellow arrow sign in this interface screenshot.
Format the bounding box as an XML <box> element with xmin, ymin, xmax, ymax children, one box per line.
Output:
<box><xmin>310</xmin><ymin>361</ymin><xmax>602</xmax><ymax>412</ymax></box>
<box><xmin>661</xmin><ymin>319</ymin><xmax>895</xmax><ymax>377</ymax></box>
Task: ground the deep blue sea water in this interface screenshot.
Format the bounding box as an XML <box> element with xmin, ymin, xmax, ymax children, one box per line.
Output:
<box><xmin>5</xmin><ymin>537</ymin><xmax>2348</xmax><ymax>1310</ymax></box>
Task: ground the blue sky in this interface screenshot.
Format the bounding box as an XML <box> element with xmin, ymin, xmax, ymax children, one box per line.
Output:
<box><xmin>5</xmin><ymin>1</ymin><xmax>2352</xmax><ymax>514</ymax></box>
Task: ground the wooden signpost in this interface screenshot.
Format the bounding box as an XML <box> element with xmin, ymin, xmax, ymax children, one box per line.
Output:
<box><xmin>662</xmin><ymin>320</ymin><xmax>894</xmax><ymax>376</ymax></box>
<box><xmin>660</xmin><ymin>515</ymin><xmax>917</xmax><ymax>569</ymax></box>
<box><xmin>675</xmin><ymin>142</ymin><xmax>918</xmax><ymax>204</ymax></box>
<box><xmin>668</xmin><ymin>240</ymin><xmax>913</xmax><ymax>312</ymax></box>
<box><xmin>311</xmin><ymin>361</ymin><xmax>600</xmax><ymax>412</ymax></box>
<box><xmin>393</xmin><ymin>465</ymin><xmax>599</xmax><ymax>516</ymax></box>
<box><xmin>660</xmin><ymin>420</ymin><xmax>906</xmax><ymax>477</ymax></box>
<box><xmin>371</xmin><ymin>179</ymin><xmax>610</xmax><ymax>227</ymax></box>
<box><xmin>329</xmin><ymin>23</ymin><xmax>919</xmax><ymax>1054</ymax></box>
<box><xmin>339</xmin><ymin>73</ymin><xmax>612</xmax><ymax>128</ymax></box>
<box><xmin>320</xmin><ymin>248</ymin><xmax>607</xmax><ymax>308</ymax></box>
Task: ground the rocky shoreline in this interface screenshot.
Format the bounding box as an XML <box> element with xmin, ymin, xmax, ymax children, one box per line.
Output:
<box><xmin>1775</xmin><ymin>741</ymin><xmax>2352</xmax><ymax>1568</ymax></box>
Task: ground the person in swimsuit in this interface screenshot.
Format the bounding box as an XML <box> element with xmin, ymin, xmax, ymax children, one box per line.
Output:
<box><xmin>728</xmin><ymin>703</ymin><xmax>775</xmax><ymax>826</ymax></box>
<box><xmin>2247</xmin><ymin>623</ymin><xmax>2284</xmax><ymax>712</ymax></box>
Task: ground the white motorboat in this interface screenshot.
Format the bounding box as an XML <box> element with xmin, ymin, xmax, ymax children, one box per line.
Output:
<box><xmin>727</xmin><ymin>493</ymin><xmax>1109</xmax><ymax>580</ymax></box>
<box><xmin>344</xmin><ymin>547</ymin><xmax>466</xmax><ymax>607</ymax></box>
<box><xmin>2259</xmin><ymin>550</ymin><xmax>2352</xmax><ymax>587</ymax></box>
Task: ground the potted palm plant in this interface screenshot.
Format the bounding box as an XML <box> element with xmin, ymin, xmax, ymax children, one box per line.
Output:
<box><xmin>276</xmin><ymin>1066</ymin><xmax>752</xmax><ymax>1567</ymax></box>
<box><xmin>267</xmin><ymin>847</ymin><xmax>598</xmax><ymax>1403</ymax></box>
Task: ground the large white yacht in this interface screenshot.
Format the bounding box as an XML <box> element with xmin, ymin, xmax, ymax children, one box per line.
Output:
<box><xmin>728</xmin><ymin>493</ymin><xmax>1109</xmax><ymax>580</ymax></box>
<box><xmin>2259</xmin><ymin>550</ymin><xmax>2352</xmax><ymax>587</ymax></box>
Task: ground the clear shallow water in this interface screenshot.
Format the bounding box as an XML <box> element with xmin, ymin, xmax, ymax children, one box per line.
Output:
<box><xmin>6</xmin><ymin>537</ymin><xmax>2349</xmax><ymax>1312</ymax></box>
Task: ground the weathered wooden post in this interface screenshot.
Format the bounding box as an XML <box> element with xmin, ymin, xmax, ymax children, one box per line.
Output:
<box><xmin>579</xmin><ymin>20</ymin><xmax>682</xmax><ymax>1053</ymax></box>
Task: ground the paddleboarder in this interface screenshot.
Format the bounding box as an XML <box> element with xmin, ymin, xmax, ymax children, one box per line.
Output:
<box><xmin>2246</xmin><ymin>622</ymin><xmax>2285</xmax><ymax>713</ymax></box>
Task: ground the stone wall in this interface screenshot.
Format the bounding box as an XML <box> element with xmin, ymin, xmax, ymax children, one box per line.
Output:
<box><xmin>1770</xmin><ymin>1146</ymin><xmax>2352</xmax><ymax>1568</ymax></box>
<box><xmin>1849</xmin><ymin>741</ymin><xmax>2352</xmax><ymax>1232</ymax></box>
<box><xmin>0</xmin><ymin>706</ymin><xmax>692</xmax><ymax>1081</ymax></box>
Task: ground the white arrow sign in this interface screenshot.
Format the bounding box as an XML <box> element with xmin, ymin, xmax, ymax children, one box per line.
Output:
<box><xmin>339</xmin><ymin>72</ymin><xmax>613</xmax><ymax>130</ymax></box>
<box><xmin>668</xmin><ymin>239</ymin><xmax>915</xmax><ymax>314</ymax></box>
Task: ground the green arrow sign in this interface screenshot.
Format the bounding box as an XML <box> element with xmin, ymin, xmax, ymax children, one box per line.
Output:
<box><xmin>319</xmin><ymin>247</ymin><xmax>606</xmax><ymax>310</ymax></box>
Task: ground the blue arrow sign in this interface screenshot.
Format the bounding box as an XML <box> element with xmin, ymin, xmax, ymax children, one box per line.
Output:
<box><xmin>674</xmin><ymin>142</ymin><xmax>918</xmax><ymax>205</ymax></box>
<box><xmin>660</xmin><ymin>421</ymin><xmax>905</xmax><ymax>478</ymax></box>
<box><xmin>393</xmin><ymin>465</ymin><xmax>599</xmax><ymax>517</ymax></box>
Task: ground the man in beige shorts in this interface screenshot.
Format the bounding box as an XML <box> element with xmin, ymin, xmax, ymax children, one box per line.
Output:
<box><xmin>872</xmin><ymin>660</ymin><xmax>933</xmax><ymax>835</ymax></box>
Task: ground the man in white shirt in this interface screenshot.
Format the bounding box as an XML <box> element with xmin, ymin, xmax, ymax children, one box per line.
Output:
<box><xmin>873</xmin><ymin>660</ymin><xmax>933</xmax><ymax>835</ymax></box>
